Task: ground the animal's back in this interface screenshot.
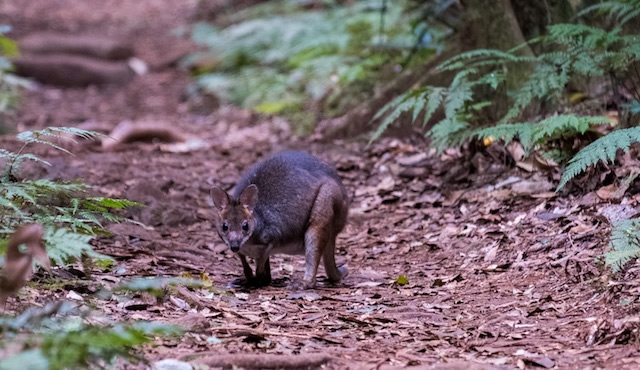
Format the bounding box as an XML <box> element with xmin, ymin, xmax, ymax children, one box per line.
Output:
<box><xmin>234</xmin><ymin>151</ymin><xmax>348</xmax><ymax>243</ymax></box>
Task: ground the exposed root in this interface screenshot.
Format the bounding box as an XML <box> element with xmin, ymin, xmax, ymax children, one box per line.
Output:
<box><xmin>102</xmin><ymin>120</ymin><xmax>186</xmax><ymax>150</ymax></box>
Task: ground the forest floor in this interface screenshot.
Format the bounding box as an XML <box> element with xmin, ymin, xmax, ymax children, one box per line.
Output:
<box><xmin>2</xmin><ymin>1</ymin><xmax>640</xmax><ymax>369</ymax></box>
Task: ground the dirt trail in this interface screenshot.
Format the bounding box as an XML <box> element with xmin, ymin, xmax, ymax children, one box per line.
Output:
<box><xmin>2</xmin><ymin>1</ymin><xmax>640</xmax><ymax>369</ymax></box>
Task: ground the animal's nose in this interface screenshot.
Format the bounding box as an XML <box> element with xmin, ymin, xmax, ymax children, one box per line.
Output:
<box><xmin>229</xmin><ymin>240</ymin><xmax>241</xmax><ymax>252</ymax></box>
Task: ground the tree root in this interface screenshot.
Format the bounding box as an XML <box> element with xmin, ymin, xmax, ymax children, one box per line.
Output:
<box><xmin>102</xmin><ymin>120</ymin><xmax>186</xmax><ymax>150</ymax></box>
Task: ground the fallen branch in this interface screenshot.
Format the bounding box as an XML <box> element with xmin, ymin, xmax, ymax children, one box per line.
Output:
<box><xmin>187</xmin><ymin>353</ymin><xmax>333</xmax><ymax>369</ymax></box>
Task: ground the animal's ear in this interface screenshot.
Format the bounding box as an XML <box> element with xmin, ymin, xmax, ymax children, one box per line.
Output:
<box><xmin>239</xmin><ymin>184</ymin><xmax>258</xmax><ymax>211</ymax></box>
<box><xmin>211</xmin><ymin>186</ymin><xmax>230</xmax><ymax>210</ymax></box>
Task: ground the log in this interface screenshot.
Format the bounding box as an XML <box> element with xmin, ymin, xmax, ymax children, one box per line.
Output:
<box><xmin>20</xmin><ymin>33</ymin><xmax>134</xmax><ymax>60</ymax></box>
<box><xmin>13</xmin><ymin>54</ymin><xmax>134</xmax><ymax>87</ymax></box>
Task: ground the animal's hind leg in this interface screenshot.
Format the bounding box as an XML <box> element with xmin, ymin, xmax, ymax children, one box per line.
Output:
<box><xmin>323</xmin><ymin>237</ymin><xmax>348</xmax><ymax>283</ymax></box>
<box><xmin>301</xmin><ymin>183</ymin><xmax>342</xmax><ymax>289</ymax></box>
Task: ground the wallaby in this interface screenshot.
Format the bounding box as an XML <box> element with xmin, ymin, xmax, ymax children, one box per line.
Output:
<box><xmin>211</xmin><ymin>150</ymin><xmax>349</xmax><ymax>289</ymax></box>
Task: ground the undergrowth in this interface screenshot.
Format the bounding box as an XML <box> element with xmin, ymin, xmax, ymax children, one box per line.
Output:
<box><xmin>0</xmin><ymin>299</ymin><xmax>181</xmax><ymax>369</ymax></box>
<box><xmin>0</xmin><ymin>26</ymin><xmax>30</xmax><ymax>134</ymax></box>
<box><xmin>187</xmin><ymin>0</ymin><xmax>441</xmax><ymax>132</ymax></box>
<box><xmin>606</xmin><ymin>218</ymin><xmax>640</xmax><ymax>274</ymax></box>
<box><xmin>373</xmin><ymin>0</ymin><xmax>640</xmax><ymax>189</ymax></box>
<box><xmin>0</xmin><ymin>127</ymin><xmax>140</xmax><ymax>267</ymax></box>
<box><xmin>372</xmin><ymin>1</ymin><xmax>640</xmax><ymax>272</ymax></box>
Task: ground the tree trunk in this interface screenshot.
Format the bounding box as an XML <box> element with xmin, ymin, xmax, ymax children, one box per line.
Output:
<box><xmin>316</xmin><ymin>0</ymin><xmax>578</xmax><ymax>140</ymax></box>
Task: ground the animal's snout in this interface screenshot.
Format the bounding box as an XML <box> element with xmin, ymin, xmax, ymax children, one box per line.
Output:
<box><xmin>229</xmin><ymin>239</ymin><xmax>241</xmax><ymax>252</ymax></box>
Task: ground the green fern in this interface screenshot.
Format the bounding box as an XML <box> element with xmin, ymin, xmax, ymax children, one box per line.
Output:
<box><xmin>473</xmin><ymin>122</ymin><xmax>535</xmax><ymax>151</ymax></box>
<box><xmin>373</xmin><ymin>3</ymin><xmax>640</xmax><ymax>147</ymax></box>
<box><xmin>0</xmin><ymin>301</ymin><xmax>181</xmax><ymax>369</ymax></box>
<box><xmin>605</xmin><ymin>218</ymin><xmax>640</xmax><ymax>273</ymax></box>
<box><xmin>474</xmin><ymin>115</ymin><xmax>609</xmax><ymax>154</ymax></box>
<box><xmin>0</xmin><ymin>127</ymin><xmax>139</xmax><ymax>267</ymax></box>
<box><xmin>558</xmin><ymin>127</ymin><xmax>640</xmax><ymax>189</ymax></box>
<box><xmin>577</xmin><ymin>0</ymin><xmax>640</xmax><ymax>27</ymax></box>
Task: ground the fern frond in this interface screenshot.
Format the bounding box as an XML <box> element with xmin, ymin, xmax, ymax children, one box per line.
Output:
<box><xmin>444</xmin><ymin>70</ymin><xmax>474</xmax><ymax>119</ymax></box>
<box><xmin>44</xmin><ymin>227</ymin><xmax>112</xmax><ymax>266</ymax></box>
<box><xmin>370</xmin><ymin>93</ymin><xmax>420</xmax><ymax>142</ymax></box>
<box><xmin>16</xmin><ymin>127</ymin><xmax>101</xmax><ymax>155</ymax></box>
<box><xmin>427</xmin><ymin>118</ymin><xmax>470</xmax><ymax>152</ymax></box>
<box><xmin>577</xmin><ymin>0</ymin><xmax>640</xmax><ymax>27</ymax></box>
<box><xmin>422</xmin><ymin>87</ymin><xmax>446</xmax><ymax>127</ymax></box>
<box><xmin>531</xmin><ymin>115</ymin><xmax>609</xmax><ymax>143</ymax></box>
<box><xmin>437</xmin><ymin>48</ymin><xmax>534</xmax><ymax>72</ymax></box>
<box><xmin>558</xmin><ymin>126</ymin><xmax>640</xmax><ymax>189</ymax></box>
<box><xmin>504</xmin><ymin>63</ymin><xmax>569</xmax><ymax>121</ymax></box>
<box><xmin>605</xmin><ymin>218</ymin><xmax>640</xmax><ymax>273</ymax></box>
<box><xmin>372</xmin><ymin>90</ymin><xmax>412</xmax><ymax>121</ymax></box>
<box><xmin>473</xmin><ymin>123</ymin><xmax>535</xmax><ymax>151</ymax></box>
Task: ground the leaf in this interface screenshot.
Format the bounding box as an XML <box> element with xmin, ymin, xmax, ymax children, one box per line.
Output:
<box><xmin>605</xmin><ymin>218</ymin><xmax>640</xmax><ymax>273</ymax></box>
<box><xmin>395</xmin><ymin>274</ymin><xmax>409</xmax><ymax>286</ymax></box>
<box><xmin>558</xmin><ymin>127</ymin><xmax>640</xmax><ymax>189</ymax></box>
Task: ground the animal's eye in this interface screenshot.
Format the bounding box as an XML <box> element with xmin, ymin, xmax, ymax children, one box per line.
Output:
<box><xmin>242</xmin><ymin>221</ymin><xmax>249</xmax><ymax>232</ymax></box>
<box><xmin>222</xmin><ymin>222</ymin><xmax>229</xmax><ymax>232</ymax></box>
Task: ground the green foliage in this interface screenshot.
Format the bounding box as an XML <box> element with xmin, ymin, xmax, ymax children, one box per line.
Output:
<box><xmin>577</xmin><ymin>0</ymin><xmax>640</xmax><ymax>27</ymax></box>
<box><xmin>0</xmin><ymin>302</ymin><xmax>180</xmax><ymax>369</ymax></box>
<box><xmin>605</xmin><ymin>218</ymin><xmax>640</xmax><ymax>273</ymax></box>
<box><xmin>558</xmin><ymin>127</ymin><xmax>640</xmax><ymax>189</ymax></box>
<box><xmin>474</xmin><ymin>115</ymin><xmax>610</xmax><ymax>154</ymax></box>
<box><xmin>42</xmin><ymin>322</ymin><xmax>179</xmax><ymax>369</ymax></box>
<box><xmin>188</xmin><ymin>1</ymin><xmax>436</xmax><ymax>129</ymax></box>
<box><xmin>373</xmin><ymin>1</ymin><xmax>640</xmax><ymax>189</ymax></box>
<box><xmin>0</xmin><ymin>128</ymin><xmax>140</xmax><ymax>267</ymax></box>
<box><xmin>116</xmin><ymin>277</ymin><xmax>203</xmax><ymax>297</ymax></box>
<box><xmin>0</xmin><ymin>25</ymin><xmax>29</xmax><ymax>133</ymax></box>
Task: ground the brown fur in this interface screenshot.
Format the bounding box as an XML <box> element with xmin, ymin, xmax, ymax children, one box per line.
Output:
<box><xmin>211</xmin><ymin>151</ymin><xmax>348</xmax><ymax>289</ymax></box>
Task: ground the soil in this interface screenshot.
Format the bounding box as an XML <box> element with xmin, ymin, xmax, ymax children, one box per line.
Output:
<box><xmin>2</xmin><ymin>1</ymin><xmax>640</xmax><ymax>369</ymax></box>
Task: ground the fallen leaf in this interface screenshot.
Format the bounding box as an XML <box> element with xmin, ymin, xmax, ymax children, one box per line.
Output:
<box><xmin>66</xmin><ymin>290</ymin><xmax>84</xmax><ymax>301</ymax></box>
<box><xmin>395</xmin><ymin>275</ymin><xmax>409</xmax><ymax>286</ymax></box>
<box><xmin>596</xmin><ymin>183</ymin><xmax>620</xmax><ymax>200</ymax></box>
<box><xmin>153</xmin><ymin>359</ymin><xmax>193</xmax><ymax>370</ymax></box>
<box><xmin>287</xmin><ymin>292</ymin><xmax>322</xmax><ymax>301</ymax></box>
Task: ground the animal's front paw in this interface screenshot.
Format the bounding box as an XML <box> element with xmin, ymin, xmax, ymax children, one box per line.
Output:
<box><xmin>287</xmin><ymin>279</ymin><xmax>315</xmax><ymax>291</ymax></box>
<box><xmin>229</xmin><ymin>277</ymin><xmax>253</xmax><ymax>288</ymax></box>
